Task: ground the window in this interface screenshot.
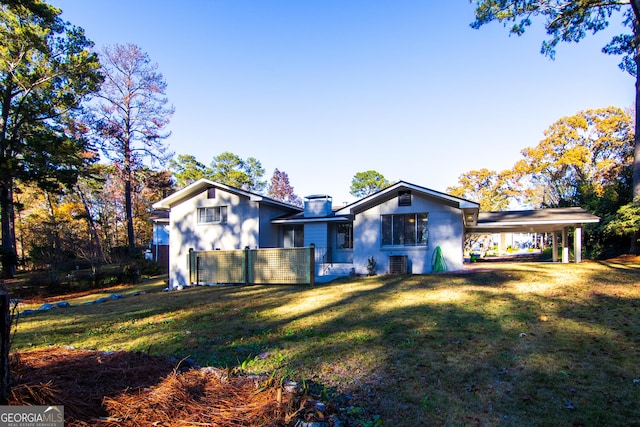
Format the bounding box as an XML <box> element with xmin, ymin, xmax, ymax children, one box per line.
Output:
<box><xmin>398</xmin><ymin>190</ymin><xmax>412</xmax><ymax>206</ymax></box>
<box><xmin>283</xmin><ymin>225</ymin><xmax>304</xmax><ymax>248</ymax></box>
<box><xmin>381</xmin><ymin>213</ymin><xmax>428</xmax><ymax>246</ymax></box>
<box><xmin>197</xmin><ymin>206</ymin><xmax>227</xmax><ymax>224</ymax></box>
<box><xmin>336</xmin><ymin>223</ymin><xmax>353</xmax><ymax>249</ymax></box>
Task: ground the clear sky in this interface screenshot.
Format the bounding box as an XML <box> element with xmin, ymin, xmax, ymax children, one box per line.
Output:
<box><xmin>51</xmin><ymin>1</ymin><xmax>634</xmax><ymax>205</ymax></box>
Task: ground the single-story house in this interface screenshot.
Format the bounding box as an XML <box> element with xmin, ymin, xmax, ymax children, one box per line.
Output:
<box><xmin>151</xmin><ymin>179</ymin><xmax>599</xmax><ymax>289</ymax></box>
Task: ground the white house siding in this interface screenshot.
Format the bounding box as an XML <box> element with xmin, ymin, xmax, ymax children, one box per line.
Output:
<box><xmin>168</xmin><ymin>189</ymin><xmax>260</xmax><ymax>289</ymax></box>
<box><xmin>351</xmin><ymin>194</ymin><xmax>464</xmax><ymax>275</ymax></box>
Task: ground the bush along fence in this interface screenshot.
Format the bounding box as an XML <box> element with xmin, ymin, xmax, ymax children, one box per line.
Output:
<box><xmin>188</xmin><ymin>246</ymin><xmax>315</xmax><ymax>286</ymax></box>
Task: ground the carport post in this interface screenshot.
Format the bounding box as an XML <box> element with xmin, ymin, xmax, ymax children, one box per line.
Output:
<box><xmin>562</xmin><ymin>227</ymin><xmax>569</xmax><ymax>263</ymax></box>
<box><xmin>552</xmin><ymin>231</ymin><xmax>558</xmax><ymax>262</ymax></box>
<box><xmin>574</xmin><ymin>227</ymin><xmax>582</xmax><ymax>263</ymax></box>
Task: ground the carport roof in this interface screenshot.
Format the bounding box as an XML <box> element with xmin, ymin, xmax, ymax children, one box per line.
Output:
<box><xmin>467</xmin><ymin>207</ymin><xmax>600</xmax><ymax>234</ymax></box>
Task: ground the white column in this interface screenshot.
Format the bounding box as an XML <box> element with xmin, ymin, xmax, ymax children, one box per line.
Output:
<box><xmin>562</xmin><ymin>227</ymin><xmax>569</xmax><ymax>264</ymax></box>
<box><xmin>574</xmin><ymin>227</ymin><xmax>582</xmax><ymax>263</ymax></box>
<box><xmin>552</xmin><ymin>231</ymin><xmax>558</xmax><ymax>262</ymax></box>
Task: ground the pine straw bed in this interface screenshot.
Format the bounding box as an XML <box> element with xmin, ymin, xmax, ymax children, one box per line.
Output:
<box><xmin>7</xmin><ymin>347</ymin><xmax>305</xmax><ymax>426</ymax></box>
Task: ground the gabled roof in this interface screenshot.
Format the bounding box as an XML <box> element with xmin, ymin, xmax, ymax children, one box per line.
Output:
<box><xmin>152</xmin><ymin>179</ymin><xmax>303</xmax><ymax>212</ymax></box>
<box><xmin>335</xmin><ymin>181</ymin><xmax>479</xmax><ymax>213</ymax></box>
<box><xmin>334</xmin><ymin>181</ymin><xmax>480</xmax><ymax>226</ymax></box>
<box><xmin>467</xmin><ymin>207</ymin><xmax>600</xmax><ymax>233</ymax></box>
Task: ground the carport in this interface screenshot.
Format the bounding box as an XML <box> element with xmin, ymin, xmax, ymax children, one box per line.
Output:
<box><xmin>465</xmin><ymin>207</ymin><xmax>600</xmax><ymax>263</ymax></box>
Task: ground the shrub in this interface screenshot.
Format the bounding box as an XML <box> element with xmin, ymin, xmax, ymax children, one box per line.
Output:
<box><xmin>367</xmin><ymin>257</ymin><xmax>377</xmax><ymax>276</ymax></box>
<box><xmin>136</xmin><ymin>259</ymin><xmax>165</xmax><ymax>276</ymax></box>
<box><xmin>117</xmin><ymin>259</ymin><xmax>163</xmax><ymax>285</ymax></box>
<box><xmin>118</xmin><ymin>263</ymin><xmax>141</xmax><ymax>284</ymax></box>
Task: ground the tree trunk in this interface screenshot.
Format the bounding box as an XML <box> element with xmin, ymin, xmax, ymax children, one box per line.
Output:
<box><xmin>77</xmin><ymin>184</ymin><xmax>106</xmax><ymax>264</ymax></box>
<box><xmin>45</xmin><ymin>191</ymin><xmax>63</xmax><ymax>269</ymax></box>
<box><xmin>635</xmin><ymin>29</ymin><xmax>640</xmax><ymax>206</ymax></box>
<box><xmin>0</xmin><ymin>78</ymin><xmax>16</xmax><ymax>279</ymax></box>
<box><xmin>15</xmin><ymin>206</ymin><xmax>25</xmax><ymax>269</ymax></box>
<box><xmin>0</xmin><ymin>183</ymin><xmax>17</xmax><ymax>279</ymax></box>
<box><xmin>632</xmin><ymin>3</ymin><xmax>640</xmax><ymax>254</ymax></box>
<box><xmin>0</xmin><ymin>285</ymin><xmax>10</xmax><ymax>405</ymax></box>
<box><xmin>125</xmin><ymin>176</ymin><xmax>135</xmax><ymax>254</ymax></box>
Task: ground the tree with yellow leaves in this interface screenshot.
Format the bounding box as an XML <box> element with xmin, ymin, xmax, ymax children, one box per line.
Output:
<box><xmin>451</xmin><ymin>107</ymin><xmax>636</xmax><ymax>255</ymax></box>
<box><xmin>514</xmin><ymin>106</ymin><xmax>634</xmax><ymax>207</ymax></box>
<box><xmin>447</xmin><ymin>168</ymin><xmax>520</xmax><ymax>212</ymax></box>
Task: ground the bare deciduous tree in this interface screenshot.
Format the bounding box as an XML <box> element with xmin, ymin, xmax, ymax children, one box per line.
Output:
<box><xmin>93</xmin><ymin>43</ymin><xmax>174</xmax><ymax>253</ymax></box>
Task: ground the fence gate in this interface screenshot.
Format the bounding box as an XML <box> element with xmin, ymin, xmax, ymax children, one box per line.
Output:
<box><xmin>189</xmin><ymin>246</ymin><xmax>315</xmax><ymax>285</ymax></box>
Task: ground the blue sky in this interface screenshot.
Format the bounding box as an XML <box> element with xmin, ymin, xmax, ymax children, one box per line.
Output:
<box><xmin>52</xmin><ymin>1</ymin><xmax>634</xmax><ymax>205</ymax></box>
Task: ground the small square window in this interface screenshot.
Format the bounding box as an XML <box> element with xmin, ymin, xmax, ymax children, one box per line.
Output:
<box><xmin>207</xmin><ymin>188</ymin><xmax>216</xmax><ymax>199</ymax></box>
<box><xmin>398</xmin><ymin>191</ymin><xmax>412</xmax><ymax>206</ymax></box>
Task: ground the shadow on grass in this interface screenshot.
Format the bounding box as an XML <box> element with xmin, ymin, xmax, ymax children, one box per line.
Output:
<box><xmin>590</xmin><ymin>260</ymin><xmax>640</xmax><ymax>285</ymax></box>
<box><xmin>12</xmin><ymin>262</ymin><xmax>640</xmax><ymax>426</ymax></box>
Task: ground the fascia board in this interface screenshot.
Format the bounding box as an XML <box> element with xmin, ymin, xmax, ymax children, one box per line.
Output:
<box><xmin>152</xmin><ymin>178</ymin><xmax>301</xmax><ymax>212</ymax></box>
<box><xmin>272</xmin><ymin>216</ymin><xmax>353</xmax><ymax>224</ymax></box>
<box><xmin>335</xmin><ymin>181</ymin><xmax>479</xmax><ymax>215</ymax></box>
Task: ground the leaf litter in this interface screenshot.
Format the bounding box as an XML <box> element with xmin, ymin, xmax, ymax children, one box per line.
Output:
<box><xmin>8</xmin><ymin>346</ymin><xmax>343</xmax><ymax>426</ymax></box>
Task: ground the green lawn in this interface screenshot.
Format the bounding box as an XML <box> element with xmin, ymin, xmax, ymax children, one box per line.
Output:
<box><xmin>11</xmin><ymin>261</ymin><xmax>640</xmax><ymax>426</ymax></box>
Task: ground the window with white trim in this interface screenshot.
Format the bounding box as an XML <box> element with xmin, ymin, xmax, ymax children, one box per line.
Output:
<box><xmin>197</xmin><ymin>206</ymin><xmax>227</xmax><ymax>224</ymax></box>
<box><xmin>381</xmin><ymin>213</ymin><xmax>428</xmax><ymax>246</ymax></box>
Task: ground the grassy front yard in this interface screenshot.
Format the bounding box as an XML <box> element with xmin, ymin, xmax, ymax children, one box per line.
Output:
<box><xmin>11</xmin><ymin>260</ymin><xmax>640</xmax><ymax>426</ymax></box>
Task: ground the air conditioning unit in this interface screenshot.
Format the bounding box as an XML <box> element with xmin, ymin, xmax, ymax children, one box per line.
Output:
<box><xmin>389</xmin><ymin>255</ymin><xmax>408</xmax><ymax>274</ymax></box>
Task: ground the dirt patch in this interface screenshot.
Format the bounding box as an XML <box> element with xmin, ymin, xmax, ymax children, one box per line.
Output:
<box><xmin>8</xmin><ymin>347</ymin><xmax>317</xmax><ymax>426</ymax></box>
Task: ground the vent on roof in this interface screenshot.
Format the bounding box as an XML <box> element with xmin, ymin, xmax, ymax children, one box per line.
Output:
<box><xmin>398</xmin><ymin>191</ymin><xmax>411</xmax><ymax>206</ymax></box>
<box><xmin>389</xmin><ymin>255</ymin><xmax>408</xmax><ymax>274</ymax></box>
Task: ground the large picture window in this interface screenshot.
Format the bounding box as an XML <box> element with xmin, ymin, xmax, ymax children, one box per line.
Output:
<box><xmin>381</xmin><ymin>213</ymin><xmax>428</xmax><ymax>246</ymax></box>
<box><xmin>197</xmin><ymin>206</ymin><xmax>227</xmax><ymax>224</ymax></box>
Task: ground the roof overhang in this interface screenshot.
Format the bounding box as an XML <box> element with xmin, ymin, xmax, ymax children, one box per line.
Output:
<box><xmin>462</xmin><ymin>207</ymin><xmax>479</xmax><ymax>228</ymax></box>
<box><xmin>152</xmin><ymin>178</ymin><xmax>303</xmax><ymax>212</ymax></box>
<box><xmin>272</xmin><ymin>215</ymin><xmax>354</xmax><ymax>224</ymax></box>
<box><xmin>148</xmin><ymin>209</ymin><xmax>169</xmax><ymax>223</ymax></box>
<box><xmin>335</xmin><ymin>181</ymin><xmax>480</xmax><ymax>220</ymax></box>
<box><xmin>467</xmin><ymin>207</ymin><xmax>600</xmax><ymax>234</ymax></box>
